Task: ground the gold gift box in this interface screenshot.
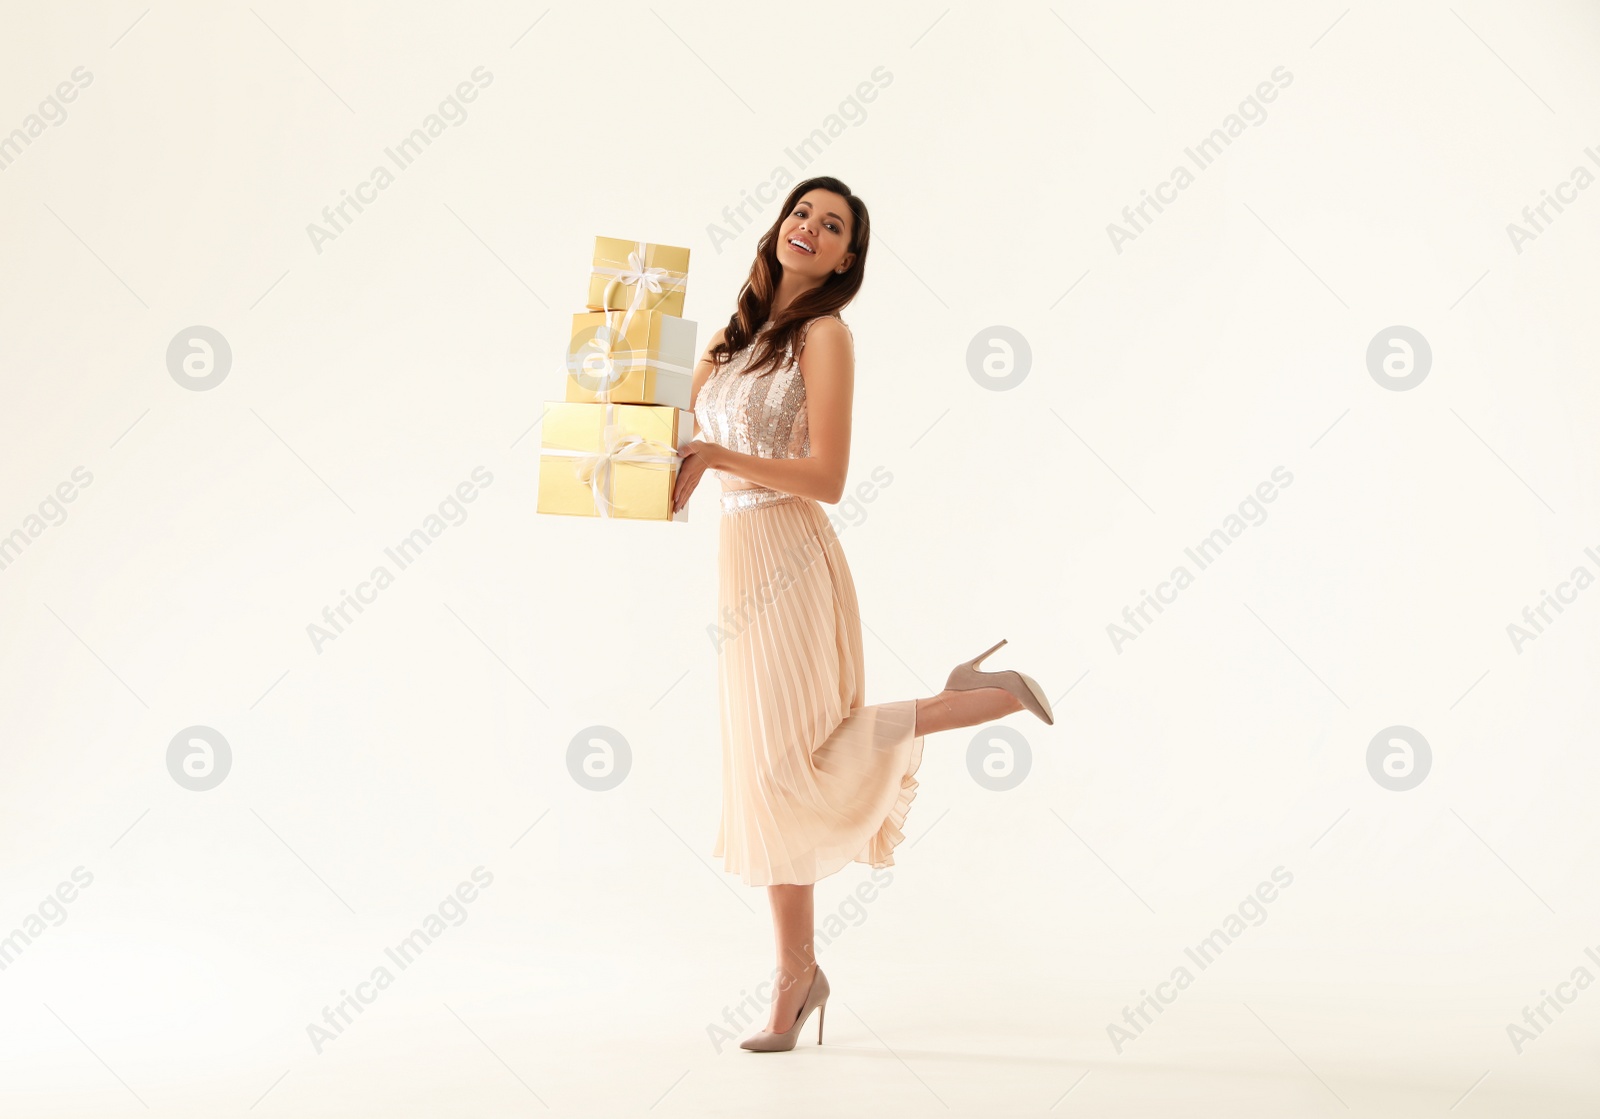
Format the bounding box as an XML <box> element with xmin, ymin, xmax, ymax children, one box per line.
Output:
<box><xmin>537</xmin><ymin>401</ymin><xmax>691</xmax><ymax>522</ymax></box>
<box><xmin>565</xmin><ymin>308</ymin><xmax>697</xmax><ymax>409</ymax></box>
<box><xmin>586</xmin><ymin>236</ymin><xmax>690</xmax><ymax>317</ymax></box>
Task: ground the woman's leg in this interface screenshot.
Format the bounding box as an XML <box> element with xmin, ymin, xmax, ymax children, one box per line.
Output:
<box><xmin>914</xmin><ymin>686</ymin><xmax>1024</xmax><ymax>737</ymax></box>
<box><xmin>763</xmin><ymin>883</ymin><xmax>817</xmax><ymax>1033</ymax></box>
<box><xmin>754</xmin><ymin>690</ymin><xmax>1026</xmax><ymax>1034</ymax></box>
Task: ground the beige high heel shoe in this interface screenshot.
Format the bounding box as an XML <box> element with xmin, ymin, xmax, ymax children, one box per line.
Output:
<box><xmin>945</xmin><ymin>638</ymin><xmax>1054</xmax><ymax>725</ymax></box>
<box><xmin>740</xmin><ymin>967</ymin><xmax>830</xmax><ymax>1052</ymax></box>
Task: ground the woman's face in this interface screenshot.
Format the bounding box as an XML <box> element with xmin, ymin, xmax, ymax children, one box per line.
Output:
<box><xmin>777</xmin><ymin>190</ymin><xmax>855</xmax><ymax>280</ymax></box>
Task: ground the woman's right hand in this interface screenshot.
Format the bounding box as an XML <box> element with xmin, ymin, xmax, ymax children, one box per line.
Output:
<box><xmin>672</xmin><ymin>440</ymin><xmax>716</xmax><ymax>514</ymax></box>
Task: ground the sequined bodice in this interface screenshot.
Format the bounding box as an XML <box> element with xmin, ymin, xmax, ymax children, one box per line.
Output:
<box><xmin>694</xmin><ymin>316</ymin><xmax>843</xmax><ymax>513</ymax></box>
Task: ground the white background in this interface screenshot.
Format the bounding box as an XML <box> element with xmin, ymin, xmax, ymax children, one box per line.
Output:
<box><xmin>1</xmin><ymin>1</ymin><xmax>1597</xmax><ymax>1115</ymax></box>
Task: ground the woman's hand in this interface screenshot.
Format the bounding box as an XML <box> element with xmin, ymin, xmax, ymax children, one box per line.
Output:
<box><xmin>672</xmin><ymin>439</ymin><xmax>720</xmax><ymax>514</ymax></box>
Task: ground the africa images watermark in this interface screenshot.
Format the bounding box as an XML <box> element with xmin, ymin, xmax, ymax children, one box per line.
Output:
<box><xmin>705</xmin><ymin>65</ymin><xmax>893</xmax><ymax>253</ymax></box>
<box><xmin>1505</xmin><ymin>941</ymin><xmax>1600</xmax><ymax>1054</ymax></box>
<box><xmin>1107</xmin><ymin>65</ymin><xmax>1293</xmax><ymax>253</ymax></box>
<box><xmin>1505</xmin><ymin>143</ymin><xmax>1600</xmax><ymax>255</ymax></box>
<box><xmin>305</xmin><ymin>866</ymin><xmax>493</xmax><ymax>1054</ymax></box>
<box><xmin>306</xmin><ymin>465</ymin><xmax>494</xmax><ymax>653</ymax></box>
<box><xmin>1107</xmin><ymin>466</ymin><xmax>1295</xmax><ymax>652</ymax></box>
<box><xmin>707</xmin><ymin>466</ymin><xmax>894</xmax><ymax>654</ymax></box>
<box><xmin>0</xmin><ymin>867</ymin><xmax>96</xmax><ymax>973</ymax></box>
<box><xmin>705</xmin><ymin>866</ymin><xmax>894</xmax><ymax>1054</ymax></box>
<box><xmin>306</xmin><ymin>65</ymin><xmax>493</xmax><ymax>255</ymax></box>
<box><xmin>0</xmin><ymin>465</ymin><xmax>95</xmax><ymax>575</ymax></box>
<box><xmin>1107</xmin><ymin>865</ymin><xmax>1294</xmax><ymax>1054</ymax></box>
<box><xmin>1503</xmin><ymin>542</ymin><xmax>1600</xmax><ymax>653</ymax></box>
<box><xmin>0</xmin><ymin>66</ymin><xmax>93</xmax><ymax>174</ymax></box>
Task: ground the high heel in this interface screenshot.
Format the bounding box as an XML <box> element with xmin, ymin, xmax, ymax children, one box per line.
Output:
<box><xmin>739</xmin><ymin>967</ymin><xmax>830</xmax><ymax>1052</ymax></box>
<box><xmin>944</xmin><ymin>638</ymin><xmax>1054</xmax><ymax>725</ymax></box>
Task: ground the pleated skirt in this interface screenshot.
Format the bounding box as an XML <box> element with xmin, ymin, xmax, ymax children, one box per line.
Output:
<box><xmin>712</xmin><ymin>488</ymin><xmax>925</xmax><ymax>887</ymax></box>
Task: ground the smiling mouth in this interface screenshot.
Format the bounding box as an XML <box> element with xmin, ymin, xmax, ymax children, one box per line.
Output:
<box><xmin>786</xmin><ymin>238</ymin><xmax>815</xmax><ymax>255</ymax></box>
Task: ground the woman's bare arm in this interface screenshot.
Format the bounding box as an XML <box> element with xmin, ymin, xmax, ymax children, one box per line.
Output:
<box><xmin>694</xmin><ymin>318</ymin><xmax>853</xmax><ymax>504</ymax></box>
<box><xmin>686</xmin><ymin>325</ymin><xmax>727</xmax><ymax>433</ymax></box>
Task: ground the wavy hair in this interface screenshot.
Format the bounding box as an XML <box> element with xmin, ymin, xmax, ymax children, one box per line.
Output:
<box><xmin>710</xmin><ymin>176</ymin><xmax>869</xmax><ymax>377</ymax></box>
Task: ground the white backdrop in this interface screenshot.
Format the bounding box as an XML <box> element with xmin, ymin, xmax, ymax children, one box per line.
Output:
<box><xmin>1</xmin><ymin>1</ymin><xmax>1597</xmax><ymax>1115</ymax></box>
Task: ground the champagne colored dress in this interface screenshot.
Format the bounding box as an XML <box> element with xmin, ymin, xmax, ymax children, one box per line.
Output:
<box><xmin>693</xmin><ymin>315</ymin><xmax>925</xmax><ymax>887</ymax></box>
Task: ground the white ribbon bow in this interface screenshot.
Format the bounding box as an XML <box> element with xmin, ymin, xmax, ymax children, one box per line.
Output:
<box><xmin>554</xmin><ymin>239</ymin><xmax>690</xmax><ymax>515</ymax></box>
<box><xmin>545</xmin><ymin>418</ymin><xmax>680</xmax><ymax>518</ymax></box>
<box><xmin>594</xmin><ymin>242</ymin><xmax>687</xmax><ymax>318</ymax></box>
<box><xmin>585</xmin><ymin>242</ymin><xmax>689</xmax><ymax>401</ymax></box>
<box><xmin>611</xmin><ymin>248</ymin><xmax>671</xmax><ymax>299</ymax></box>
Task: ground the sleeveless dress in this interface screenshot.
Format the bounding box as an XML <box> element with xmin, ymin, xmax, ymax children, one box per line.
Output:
<box><xmin>693</xmin><ymin>316</ymin><xmax>925</xmax><ymax>887</ymax></box>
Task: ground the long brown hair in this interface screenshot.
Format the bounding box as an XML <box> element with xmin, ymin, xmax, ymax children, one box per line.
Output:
<box><xmin>710</xmin><ymin>176</ymin><xmax>870</xmax><ymax>377</ymax></box>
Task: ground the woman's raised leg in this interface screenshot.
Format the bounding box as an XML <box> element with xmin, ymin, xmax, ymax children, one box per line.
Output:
<box><xmin>913</xmin><ymin>686</ymin><xmax>1024</xmax><ymax>737</ymax></box>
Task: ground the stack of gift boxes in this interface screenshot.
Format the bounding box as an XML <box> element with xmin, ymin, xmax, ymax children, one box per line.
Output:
<box><xmin>536</xmin><ymin>236</ymin><xmax>698</xmax><ymax>522</ymax></box>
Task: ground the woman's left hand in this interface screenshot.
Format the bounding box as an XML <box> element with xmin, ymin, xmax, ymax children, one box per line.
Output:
<box><xmin>673</xmin><ymin>440</ymin><xmax>719</xmax><ymax>514</ymax></box>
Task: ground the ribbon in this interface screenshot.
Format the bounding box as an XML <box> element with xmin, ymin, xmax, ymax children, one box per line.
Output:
<box><xmin>592</xmin><ymin>242</ymin><xmax>688</xmax><ymax>318</ymax></box>
<box><xmin>585</xmin><ymin>241</ymin><xmax>688</xmax><ymax>404</ymax></box>
<box><xmin>546</xmin><ymin>238</ymin><xmax>688</xmax><ymax>517</ymax></box>
<box><xmin>571</xmin><ymin>308</ymin><xmax>691</xmax><ymax>396</ymax></box>
<box><xmin>543</xmin><ymin>406</ymin><xmax>681</xmax><ymax>518</ymax></box>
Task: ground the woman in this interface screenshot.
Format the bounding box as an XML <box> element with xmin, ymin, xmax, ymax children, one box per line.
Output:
<box><xmin>671</xmin><ymin>176</ymin><xmax>1055</xmax><ymax>1053</ymax></box>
